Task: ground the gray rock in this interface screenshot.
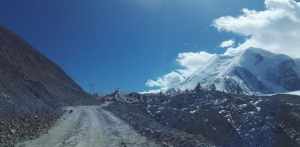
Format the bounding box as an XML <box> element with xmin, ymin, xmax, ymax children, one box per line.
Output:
<box><xmin>0</xmin><ymin>26</ymin><xmax>94</xmax><ymax>146</ymax></box>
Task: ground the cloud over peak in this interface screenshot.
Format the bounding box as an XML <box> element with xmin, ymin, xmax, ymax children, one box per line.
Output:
<box><xmin>146</xmin><ymin>51</ymin><xmax>215</xmax><ymax>90</ymax></box>
<box><xmin>220</xmin><ymin>40</ymin><xmax>236</xmax><ymax>48</ymax></box>
<box><xmin>214</xmin><ymin>0</ymin><xmax>300</xmax><ymax>57</ymax></box>
<box><xmin>146</xmin><ymin>0</ymin><xmax>300</xmax><ymax>91</ymax></box>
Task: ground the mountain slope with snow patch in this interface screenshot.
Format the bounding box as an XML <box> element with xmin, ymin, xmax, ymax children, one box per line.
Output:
<box><xmin>176</xmin><ymin>48</ymin><xmax>300</xmax><ymax>94</ymax></box>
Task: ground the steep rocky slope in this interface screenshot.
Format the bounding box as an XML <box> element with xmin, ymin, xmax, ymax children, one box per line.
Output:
<box><xmin>0</xmin><ymin>26</ymin><xmax>92</xmax><ymax>146</ymax></box>
<box><xmin>0</xmin><ymin>26</ymin><xmax>91</xmax><ymax>113</ymax></box>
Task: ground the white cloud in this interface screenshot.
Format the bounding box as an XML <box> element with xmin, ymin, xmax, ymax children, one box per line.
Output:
<box><xmin>220</xmin><ymin>40</ymin><xmax>235</xmax><ymax>48</ymax></box>
<box><xmin>214</xmin><ymin>0</ymin><xmax>300</xmax><ymax>57</ymax></box>
<box><xmin>146</xmin><ymin>71</ymin><xmax>185</xmax><ymax>90</ymax></box>
<box><xmin>146</xmin><ymin>0</ymin><xmax>300</xmax><ymax>92</ymax></box>
<box><xmin>146</xmin><ymin>51</ymin><xmax>214</xmax><ymax>90</ymax></box>
<box><xmin>176</xmin><ymin>51</ymin><xmax>215</xmax><ymax>75</ymax></box>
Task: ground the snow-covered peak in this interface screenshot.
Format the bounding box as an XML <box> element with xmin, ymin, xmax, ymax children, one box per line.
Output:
<box><xmin>175</xmin><ymin>48</ymin><xmax>300</xmax><ymax>94</ymax></box>
<box><xmin>284</xmin><ymin>91</ymin><xmax>300</xmax><ymax>96</ymax></box>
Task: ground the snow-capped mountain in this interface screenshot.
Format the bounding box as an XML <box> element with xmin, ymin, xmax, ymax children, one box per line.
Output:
<box><xmin>177</xmin><ymin>48</ymin><xmax>300</xmax><ymax>94</ymax></box>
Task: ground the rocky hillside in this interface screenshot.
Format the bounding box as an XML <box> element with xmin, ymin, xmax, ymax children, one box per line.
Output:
<box><xmin>0</xmin><ymin>26</ymin><xmax>92</xmax><ymax>114</ymax></box>
<box><xmin>104</xmin><ymin>89</ymin><xmax>300</xmax><ymax>147</ymax></box>
<box><xmin>0</xmin><ymin>26</ymin><xmax>92</xmax><ymax>146</ymax></box>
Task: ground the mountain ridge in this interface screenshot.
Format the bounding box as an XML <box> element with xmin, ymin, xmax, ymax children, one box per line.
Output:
<box><xmin>0</xmin><ymin>26</ymin><xmax>91</xmax><ymax>114</ymax></box>
<box><xmin>172</xmin><ymin>48</ymin><xmax>300</xmax><ymax>95</ymax></box>
<box><xmin>0</xmin><ymin>26</ymin><xmax>94</xmax><ymax>146</ymax></box>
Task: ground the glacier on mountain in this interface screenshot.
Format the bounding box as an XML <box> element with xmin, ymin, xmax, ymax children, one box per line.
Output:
<box><xmin>148</xmin><ymin>48</ymin><xmax>300</xmax><ymax>95</ymax></box>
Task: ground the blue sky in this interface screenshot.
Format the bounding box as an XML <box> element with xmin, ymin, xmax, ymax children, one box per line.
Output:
<box><xmin>0</xmin><ymin>0</ymin><xmax>264</xmax><ymax>93</ymax></box>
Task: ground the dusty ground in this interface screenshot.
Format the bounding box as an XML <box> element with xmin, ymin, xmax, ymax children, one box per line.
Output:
<box><xmin>16</xmin><ymin>106</ymin><xmax>160</xmax><ymax>147</ymax></box>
